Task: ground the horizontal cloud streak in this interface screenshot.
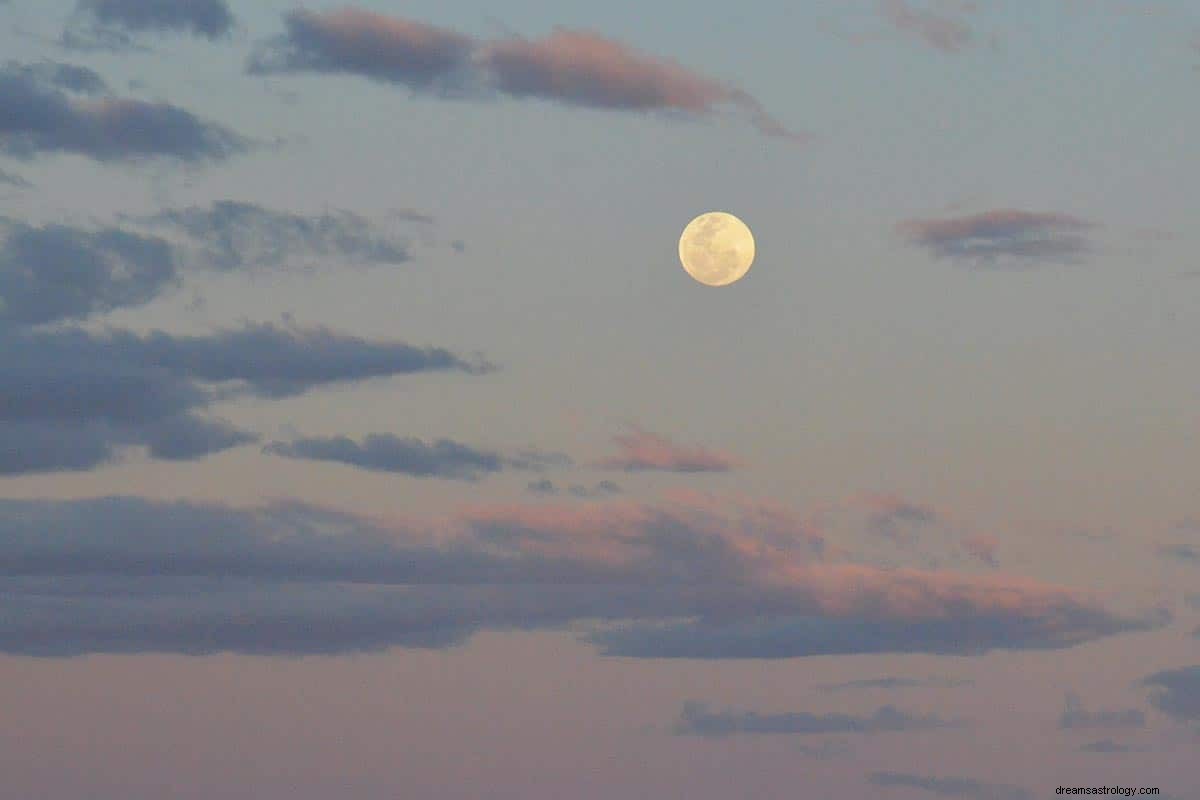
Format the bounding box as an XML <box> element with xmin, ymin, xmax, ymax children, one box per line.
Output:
<box><xmin>1059</xmin><ymin>692</ymin><xmax>1145</xmax><ymax>730</ymax></box>
<box><xmin>675</xmin><ymin>701</ymin><xmax>956</xmax><ymax>737</ymax></box>
<box><xmin>1141</xmin><ymin>666</ymin><xmax>1200</xmax><ymax>722</ymax></box>
<box><xmin>265</xmin><ymin>434</ymin><xmax>506</xmax><ymax>481</ymax></box>
<box><xmin>75</xmin><ymin>0</ymin><xmax>234</xmax><ymax>39</ymax></box>
<box><xmin>899</xmin><ymin>209</ymin><xmax>1094</xmax><ymax>267</ymax></box>
<box><xmin>0</xmin><ymin>61</ymin><xmax>247</xmax><ymax>162</ymax></box>
<box><xmin>135</xmin><ymin>200</ymin><xmax>411</xmax><ymax>270</ymax></box>
<box><xmin>248</xmin><ymin>8</ymin><xmax>800</xmax><ymax>140</ymax></box>
<box><xmin>0</xmin><ymin>495</ymin><xmax>1162</xmax><ymax>657</ymax></box>
<box><xmin>596</xmin><ymin>427</ymin><xmax>735</xmax><ymax>473</ymax></box>
<box><xmin>0</xmin><ymin>323</ymin><xmax>483</xmax><ymax>473</ymax></box>
<box><xmin>869</xmin><ymin>771</ymin><xmax>1031</xmax><ymax>800</ymax></box>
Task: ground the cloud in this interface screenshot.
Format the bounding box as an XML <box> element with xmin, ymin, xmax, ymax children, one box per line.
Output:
<box><xmin>880</xmin><ymin>0</ymin><xmax>974</xmax><ymax>53</ymax></box>
<box><xmin>525</xmin><ymin>480</ymin><xmax>622</xmax><ymax>498</ymax></box>
<box><xmin>133</xmin><ymin>200</ymin><xmax>411</xmax><ymax>270</ymax></box>
<box><xmin>72</xmin><ymin>0</ymin><xmax>235</xmax><ymax>40</ymax></box>
<box><xmin>869</xmin><ymin>771</ymin><xmax>1031</xmax><ymax>800</ymax></box>
<box><xmin>0</xmin><ymin>220</ymin><xmax>177</xmax><ymax>326</ymax></box>
<box><xmin>1058</xmin><ymin>692</ymin><xmax>1145</xmax><ymax>730</ymax></box>
<box><xmin>0</xmin><ymin>169</ymin><xmax>30</xmax><ymax>188</ymax></box>
<box><xmin>898</xmin><ymin>209</ymin><xmax>1094</xmax><ymax>267</ymax></box>
<box><xmin>1080</xmin><ymin>739</ymin><xmax>1136</xmax><ymax>754</ymax></box>
<box><xmin>596</xmin><ymin>427</ymin><xmax>735</xmax><ymax>473</ymax></box>
<box><xmin>860</xmin><ymin>493</ymin><xmax>938</xmax><ymax>543</ymax></box>
<box><xmin>248</xmin><ymin>9</ymin><xmax>800</xmax><ymax>140</ymax></box>
<box><xmin>265</xmin><ymin>434</ymin><xmax>506</xmax><ymax>481</ymax></box>
<box><xmin>1141</xmin><ymin>666</ymin><xmax>1200</xmax><ymax>722</ymax></box>
<box><xmin>0</xmin><ymin>61</ymin><xmax>247</xmax><ymax>162</ymax></box>
<box><xmin>818</xmin><ymin>676</ymin><xmax>971</xmax><ymax>692</ymax></box>
<box><xmin>675</xmin><ymin>701</ymin><xmax>957</xmax><ymax>737</ymax></box>
<box><xmin>962</xmin><ymin>535</ymin><xmax>999</xmax><ymax>567</ymax></box>
<box><xmin>0</xmin><ymin>323</ymin><xmax>483</xmax><ymax>474</ymax></box>
<box><xmin>247</xmin><ymin>8</ymin><xmax>475</xmax><ymax>91</ymax></box>
<box><xmin>0</xmin><ymin>495</ymin><xmax>1162</xmax><ymax>657</ymax></box>
<box><xmin>4</xmin><ymin>60</ymin><xmax>108</xmax><ymax>94</ymax></box>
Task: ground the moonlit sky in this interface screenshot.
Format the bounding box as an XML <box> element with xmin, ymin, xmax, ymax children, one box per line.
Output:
<box><xmin>2</xmin><ymin>1</ymin><xmax>1199</xmax><ymax>798</ymax></box>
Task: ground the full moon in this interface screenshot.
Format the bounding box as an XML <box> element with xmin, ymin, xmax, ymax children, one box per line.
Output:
<box><xmin>678</xmin><ymin>211</ymin><xmax>755</xmax><ymax>287</ymax></box>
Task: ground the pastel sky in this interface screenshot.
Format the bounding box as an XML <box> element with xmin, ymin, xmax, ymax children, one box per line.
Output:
<box><xmin>2</xmin><ymin>1</ymin><xmax>1199</xmax><ymax>798</ymax></box>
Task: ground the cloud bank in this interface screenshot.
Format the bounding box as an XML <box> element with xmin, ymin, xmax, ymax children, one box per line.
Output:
<box><xmin>0</xmin><ymin>495</ymin><xmax>1162</xmax><ymax>657</ymax></box>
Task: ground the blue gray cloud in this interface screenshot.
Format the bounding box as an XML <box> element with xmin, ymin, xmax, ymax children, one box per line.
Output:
<box><xmin>133</xmin><ymin>200</ymin><xmax>412</xmax><ymax>270</ymax></box>
<box><xmin>64</xmin><ymin>0</ymin><xmax>234</xmax><ymax>50</ymax></box>
<box><xmin>1141</xmin><ymin>666</ymin><xmax>1200</xmax><ymax>722</ymax></box>
<box><xmin>869</xmin><ymin>771</ymin><xmax>1031</xmax><ymax>800</ymax></box>
<box><xmin>1059</xmin><ymin>692</ymin><xmax>1145</xmax><ymax>730</ymax></box>
<box><xmin>0</xmin><ymin>60</ymin><xmax>247</xmax><ymax>162</ymax></box>
<box><xmin>899</xmin><ymin>209</ymin><xmax>1094</xmax><ymax>267</ymax></box>
<box><xmin>818</xmin><ymin>676</ymin><xmax>971</xmax><ymax>692</ymax></box>
<box><xmin>0</xmin><ymin>323</ymin><xmax>484</xmax><ymax>474</ymax></box>
<box><xmin>0</xmin><ymin>495</ymin><xmax>1163</xmax><ymax>657</ymax></box>
<box><xmin>675</xmin><ymin>701</ymin><xmax>957</xmax><ymax>737</ymax></box>
<box><xmin>265</xmin><ymin>434</ymin><xmax>544</xmax><ymax>481</ymax></box>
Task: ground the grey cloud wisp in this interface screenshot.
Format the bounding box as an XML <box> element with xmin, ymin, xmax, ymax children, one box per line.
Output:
<box><xmin>899</xmin><ymin>209</ymin><xmax>1094</xmax><ymax>267</ymax></box>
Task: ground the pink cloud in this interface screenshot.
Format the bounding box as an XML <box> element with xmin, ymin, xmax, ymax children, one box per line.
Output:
<box><xmin>595</xmin><ymin>427</ymin><xmax>737</xmax><ymax>473</ymax></box>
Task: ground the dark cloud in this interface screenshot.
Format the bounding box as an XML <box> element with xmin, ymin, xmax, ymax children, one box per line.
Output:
<box><xmin>4</xmin><ymin>60</ymin><xmax>108</xmax><ymax>94</ymax></box>
<box><xmin>880</xmin><ymin>0</ymin><xmax>974</xmax><ymax>53</ymax></box>
<box><xmin>527</xmin><ymin>480</ymin><xmax>622</xmax><ymax>498</ymax></box>
<box><xmin>869</xmin><ymin>772</ymin><xmax>1031</xmax><ymax>800</ymax></box>
<box><xmin>860</xmin><ymin>494</ymin><xmax>938</xmax><ymax>544</ymax></box>
<box><xmin>0</xmin><ymin>220</ymin><xmax>177</xmax><ymax>325</ymax></box>
<box><xmin>247</xmin><ymin>9</ymin><xmax>801</xmax><ymax>140</ymax></box>
<box><xmin>0</xmin><ymin>168</ymin><xmax>30</xmax><ymax>188</ymax></box>
<box><xmin>265</xmin><ymin>434</ymin><xmax>506</xmax><ymax>481</ymax></box>
<box><xmin>0</xmin><ymin>323</ymin><xmax>482</xmax><ymax>474</ymax></box>
<box><xmin>1159</xmin><ymin>544</ymin><xmax>1200</xmax><ymax>562</ymax></box>
<box><xmin>73</xmin><ymin>0</ymin><xmax>234</xmax><ymax>39</ymax></box>
<box><xmin>247</xmin><ymin>8</ymin><xmax>475</xmax><ymax>91</ymax></box>
<box><xmin>818</xmin><ymin>676</ymin><xmax>971</xmax><ymax>692</ymax></box>
<box><xmin>1058</xmin><ymin>692</ymin><xmax>1145</xmax><ymax>730</ymax></box>
<box><xmin>675</xmin><ymin>701</ymin><xmax>957</xmax><ymax>737</ymax></box>
<box><xmin>898</xmin><ymin>209</ymin><xmax>1094</xmax><ymax>267</ymax></box>
<box><xmin>962</xmin><ymin>535</ymin><xmax>999</xmax><ymax>567</ymax></box>
<box><xmin>1141</xmin><ymin>666</ymin><xmax>1200</xmax><ymax>722</ymax></box>
<box><xmin>569</xmin><ymin>480</ymin><xmax>621</xmax><ymax>498</ymax></box>
<box><xmin>0</xmin><ymin>61</ymin><xmax>247</xmax><ymax>162</ymax></box>
<box><xmin>135</xmin><ymin>200</ymin><xmax>411</xmax><ymax>270</ymax></box>
<box><xmin>0</xmin><ymin>495</ymin><xmax>1162</xmax><ymax>657</ymax></box>
<box><xmin>596</xmin><ymin>427</ymin><xmax>735</xmax><ymax>473</ymax></box>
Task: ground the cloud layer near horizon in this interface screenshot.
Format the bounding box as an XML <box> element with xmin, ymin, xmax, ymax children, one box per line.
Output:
<box><xmin>247</xmin><ymin>8</ymin><xmax>801</xmax><ymax>140</ymax></box>
<box><xmin>0</xmin><ymin>495</ymin><xmax>1161</xmax><ymax>657</ymax></box>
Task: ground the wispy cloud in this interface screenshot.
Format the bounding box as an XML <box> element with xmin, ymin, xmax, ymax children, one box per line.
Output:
<box><xmin>595</xmin><ymin>427</ymin><xmax>735</xmax><ymax>473</ymax></box>
<box><xmin>0</xmin><ymin>61</ymin><xmax>247</xmax><ymax>162</ymax></box>
<box><xmin>879</xmin><ymin>0</ymin><xmax>975</xmax><ymax>53</ymax></box>
<box><xmin>133</xmin><ymin>200</ymin><xmax>412</xmax><ymax>270</ymax></box>
<box><xmin>248</xmin><ymin>8</ymin><xmax>802</xmax><ymax>140</ymax></box>
<box><xmin>869</xmin><ymin>771</ymin><xmax>1032</xmax><ymax>800</ymax></box>
<box><xmin>818</xmin><ymin>676</ymin><xmax>971</xmax><ymax>692</ymax></box>
<box><xmin>64</xmin><ymin>0</ymin><xmax>235</xmax><ymax>50</ymax></box>
<box><xmin>675</xmin><ymin>701</ymin><xmax>958</xmax><ymax>737</ymax></box>
<box><xmin>1058</xmin><ymin>692</ymin><xmax>1145</xmax><ymax>730</ymax></box>
<box><xmin>1141</xmin><ymin>666</ymin><xmax>1200</xmax><ymax>722</ymax></box>
<box><xmin>898</xmin><ymin>209</ymin><xmax>1094</xmax><ymax>267</ymax></box>
<box><xmin>265</xmin><ymin>434</ymin><xmax>559</xmax><ymax>481</ymax></box>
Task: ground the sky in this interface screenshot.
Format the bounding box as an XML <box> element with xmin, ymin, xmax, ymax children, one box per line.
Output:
<box><xmin>1</xmin><ymin>1</ymin><xmax>1199</xmax><ymax>798</ymax></box>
